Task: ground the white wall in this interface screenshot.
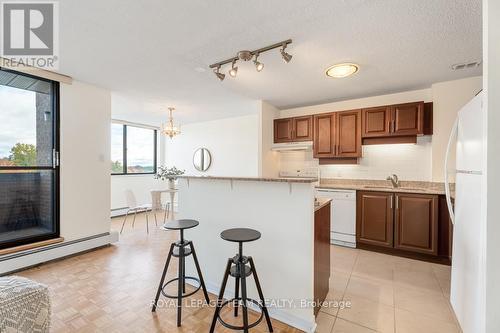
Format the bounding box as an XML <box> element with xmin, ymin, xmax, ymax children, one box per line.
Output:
<box><xmin>277</xmin><ymin>78</ymin><xmax>482</xmax><ymax>181</ymax></box>
<box><xmin>431</xmin><ymin>77</ymin><xmax>483</xmax><ymax>181</ymax></box>
<box><xmin>165</xmin><ymin>113</ymin><xmax>261</xmax><ymax>177</ymax></box>
<box><xmin>484</xmin><ymin>1</ymin><xmax>500</xmax><ymax>331</ymax></box>
<box><xmin>259</xmin><ymin>101</ymin><xmax>281</xmax><ymax>177</ymax></box>
<box><xmin>60</xmin><ymin>81</ymin><xmax>111</xmax><ymax>241</ymax></box>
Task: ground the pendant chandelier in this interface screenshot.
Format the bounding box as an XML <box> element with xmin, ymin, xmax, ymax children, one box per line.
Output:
<box><xmin>162</xmin><ymin>107</ymin><xmax>181</xmax><ymax>139</ymax></box>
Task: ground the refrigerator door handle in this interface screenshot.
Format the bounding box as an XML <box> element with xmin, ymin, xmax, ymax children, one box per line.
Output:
<box><xmin>444</xmin><ymin>117</ymin><xmax>458</xmax><ymax>224</ymax></box>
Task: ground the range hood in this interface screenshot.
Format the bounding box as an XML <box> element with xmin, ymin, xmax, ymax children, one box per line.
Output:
<box><xmin>271</xmin><ymin>141</ymin><xmax>313</xmax><ymax>151</ymax></box>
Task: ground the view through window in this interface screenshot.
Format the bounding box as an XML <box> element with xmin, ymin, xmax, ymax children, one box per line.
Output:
<box><xmin>0</xmin><ymin>69</ymin><xmax>59</xmax><ymax>249</ymax></box>
<box><xmin>111</xmin><ymin>123</ymin><xmax>157</xmax><ymax>174</ymax></box>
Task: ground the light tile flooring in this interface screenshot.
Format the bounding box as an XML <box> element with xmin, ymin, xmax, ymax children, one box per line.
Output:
<box><xmin>14</xmin><ymin>212</ymin><xmax>460</xmax><ymax>332</ymax></box>
<box><xmin>316</xmin><ymin>245</ymin><xmax>461</xmax><ymax>333</ymax></box>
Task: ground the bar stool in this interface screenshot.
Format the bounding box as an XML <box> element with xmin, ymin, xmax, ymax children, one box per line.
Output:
<box><xmin>151</xmin><ymin>219</ymin><xmax>210</xmax><ymax>327</ymax></box>
<box><xmin>209</xmin><ymin>228</ymin><xmax>273</xmax><ymax>333</ymax></box>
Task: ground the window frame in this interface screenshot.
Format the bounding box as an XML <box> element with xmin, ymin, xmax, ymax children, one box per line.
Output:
<box><xmin>111</xmin><ymin>122</ymin><xmax>158</xmax><ymax>176</ymax></box>
<box><xmin>0</xmin><ymin>67</ymin><xmax>60</xmax><ymax>249</ymax></box>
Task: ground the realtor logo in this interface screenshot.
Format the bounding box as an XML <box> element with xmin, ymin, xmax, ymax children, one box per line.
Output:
<box><xmin>1</xmin><ymin>1</ymin><xmax>59</xmax><ymax>69</ymax></box>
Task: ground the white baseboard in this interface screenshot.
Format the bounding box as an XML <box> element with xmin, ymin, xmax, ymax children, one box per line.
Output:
<box><xmin>186</xmin><ymin>279</ymin><xmax>316</xmax><ymax>333</ymax></box>
<box><xmin>0</xmin><ymin>231</ymin><xmax>119</xmax><ymax>275</ymax></box>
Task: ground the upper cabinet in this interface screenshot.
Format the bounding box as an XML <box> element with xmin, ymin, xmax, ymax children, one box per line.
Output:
<box><xmin>362</xmin><ymin>102</ymin><xmax>430</xmax><ymax>144</ymax></box>
<box><xmin>391</xmin><ymin>102</ymin><xmax>424</xmax><ymax>136</ymax></box>
<box><xmin>362</xmin><ymin>106</ymin><xmax>391</xmax><ymax>137</ymax></box>
<box><xmin>273</xmin><ymin>116</ymin><xmax>312</xmax><ymax>143</ymax></box>
<box><xmin>313</xmin><ymin>110</ymin><xmax>361</xmax><ymax>160</ymax></box>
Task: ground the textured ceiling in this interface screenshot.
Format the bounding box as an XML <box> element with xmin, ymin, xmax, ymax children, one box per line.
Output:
<box><xmin>58</xmin><ymin>0</ymin><xmax>482</xmax><ymax>123</ymax></box>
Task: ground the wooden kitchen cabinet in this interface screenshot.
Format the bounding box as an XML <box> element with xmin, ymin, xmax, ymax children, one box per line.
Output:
<box><xmin>314</xmin><ymin>201</ymin><xmax>331</xmax><ymax>316</ymax></box>
<box><xmin>293</xmin><ymin>116</ymin><xmax>313</xmax><ymax>141</ymax></box>
<box><xmin>313</xmin><ymin>113</ymin><xmax>336</xmax><ymax>158</ymax></box>
<box><xmin>313</xmin><ymin>110</ymin><xmax>361</xmax><ymax>160</ymax></box>
<box><xmin>394</xmin><ymin>193</ymin><xmax>438</xmax><ymax>255</ymax></box>
<box><xmin>362</xmin><ymin>106</ymin><xmax>391</xmax><ymax>137</ymax></box>
<box><xmin>336</xmin><ymin>110</ymin><xmax>362</xmax><ymax>157</ymax></box>
<box><xmin>391</xmin><ymin>102</ymin><xmax>424</xmax><ymax>136</ymax></box>
<box><xmin>361</xmin><ymin>101</ymin><xmax>425</xmax><ymax>142</ymax></box>
<box><xmin>274</xmin><ymin>118</ymin><xmax>294</xmax><ymax>143</ymax></box>
<box><xmin>356</xmin><ymin>191</ymin><xmax>394</xmax><ymax>248</ymax></box>
<box><xmin>273</xmin><ymin>116</ymin><xmax>313</xmax><ymax>143</ymax></box>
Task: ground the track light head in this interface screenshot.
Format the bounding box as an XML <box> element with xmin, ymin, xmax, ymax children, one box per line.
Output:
<box><xmin>253</xmin><ymin>53</ymin><xmax>264</xmax><ymax>72</ymax></box>
<box><xmin>229</xmin><ymin>60</ymin><xmax>238</xmax><ymax>77</ymax></box>
<box><xmin>280</xmin><ymin>48</ymin><xmax>292</xmax><ymax>63</ymax></box>
<box><xmin>214</xmin><ymin>66</ymin><xmax>225</xmax><ymax>81</ymax></box>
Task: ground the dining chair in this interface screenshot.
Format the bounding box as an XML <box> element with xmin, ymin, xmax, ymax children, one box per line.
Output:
<box><xmin>151</xmin><ymin>190</ymin><xmax>170</xmax><ymax>225</ymax></box>
<box><xmin>120</xmin><ymin>190</ymin><xmax>156</xmax><ymax>234</ymax></box>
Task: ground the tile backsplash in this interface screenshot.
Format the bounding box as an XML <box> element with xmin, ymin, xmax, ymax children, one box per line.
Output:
<box><xmin>280</xmin><ymin>137</ymin><xmax>432</xmax><ymax>181</ymax></box>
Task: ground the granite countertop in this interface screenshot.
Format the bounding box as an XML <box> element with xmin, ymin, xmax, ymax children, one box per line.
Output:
<box><xmin>179</xmin><ymin>175</ymin><xmax>318</xmax><ymax>183</ymax></box>
<box><xmin>317</xmin><ymin>178</ymin><xmax>455</xmax><ymax>195</ymax></box>
<box><xmin>315</xmin><ymin>198</ymin><xmax>332</xmax><ymax>211</ymax></box>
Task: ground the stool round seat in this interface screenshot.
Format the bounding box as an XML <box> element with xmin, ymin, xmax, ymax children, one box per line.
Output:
<box><xmin>162</xmin><ymin>219</ymin><xmax>199</xmax><ymax>230</ymax></box>
<box><xmin>221</xmin><ymin>228</ymin><xmax>261</xmax><ymax>243</ymax></box>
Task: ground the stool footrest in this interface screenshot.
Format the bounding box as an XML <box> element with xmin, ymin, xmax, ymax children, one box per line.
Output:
<box><xmin>217</xmin><ymin>297</ymin><xmax>264</xmax><ymax>330</ymax></box>
<box><xmin>161</xmin><ymin>276</ymin><xmax>201</xmax><ymax>299</ymax></box>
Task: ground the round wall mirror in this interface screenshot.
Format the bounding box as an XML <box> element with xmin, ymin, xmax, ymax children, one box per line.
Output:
<box><xmin>193</xmin><ymin>148</ymin><xmax>212</xmax><ymax>172</ymax></box>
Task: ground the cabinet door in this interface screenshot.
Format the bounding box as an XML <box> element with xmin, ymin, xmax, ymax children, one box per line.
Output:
<box><xmin>313</xmin><ymin>113</ymin><xmax>336</xmax><ymax>158</ymax></box>
<box><xmin>337</xmin><ymin>110</ymin><xmax>362</xmax><ymax>157</ymax></box>
<box><xmin>356</xmin><ymin>191</ymin><xmax>394</xmax><ymax>248</ymax></box>
<box><xmin>391</xmin><ymin>102</ymin><xmax>424</xmax><ymax>136</ymax></box>
<box><xmin>274</xmin><ymin>118</ymin><xmax>293</xmax><ymax>143</ymax></box>
<box><xmin>394</xmin><ymin>194</ymin><xmax>438</xmax><ymax>255</ymax></box>
<box><xmin>293</xmin><ymin>116</ymin><xmax>313</xmax><ymax>141</ymax></box>
<box><xmin>362</xmin><ymin>106</ymin><xmax>391</xmax><ymax>137</ymax></box>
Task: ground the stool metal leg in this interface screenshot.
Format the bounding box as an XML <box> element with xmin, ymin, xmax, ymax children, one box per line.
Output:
<box><xmin>190</xmin><ymin>242</ymin><xmax>210</xmax><ymax>303</ymax></box>
<box><xmin>177</xmin><ymin>244</ymin><xmax>185</xmax><ymax>327</ymax></box>
<box><xmin>119</xmin><ymin>210</ymin><xmax>129</xmax><ymax>234</ymax></box>
<box><xmin>209</xmin><ymin>258</ymin><xmax>232</xmax><ymax>333</ymax></box>
<box><xmin>152</xmin><ymin>243</ymin><xmax>175</xmax><ymax>312</ymax></box>
<box><xmin>240</xmin><ymin>260</ymin><xmax>249</xmax><ymax>333</ymax></box>
<box><xmin>234</xmin><ymin>274</ymin><xmax>240</xmax><ymax>317</ymax></box>
<box><xmin>249</xmin><ymin>257</ymin><xmax>273</xmax><ymax>332</ymax></box>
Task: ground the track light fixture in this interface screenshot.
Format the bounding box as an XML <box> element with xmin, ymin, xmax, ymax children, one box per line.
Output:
<box><xmin>280</xmin><ymin>43</ymin><xmax>293</xmax><ymax>63</ymax></box>
<box><xmin>254</xmin><ymin>53</ymin><xmax>264</xmax><ymax>72</ymax></box>
<box><xmin>214</xmin><ymin>65</ymin><xmax>225</xmax><ymax>81</ymax></box>
<box><xmin>209</xmin><ymin>39</ymin><xmax>292</xmax><ymax>80</ymax></box>
<box><xmin>228</xmin><ymin>60</ymin><xmax>238</xmax><ymax>77</ymax></box>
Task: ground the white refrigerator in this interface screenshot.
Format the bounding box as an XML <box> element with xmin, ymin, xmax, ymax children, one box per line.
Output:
<box><xmin>445</xmin><ymin>91</ymin><xmax>486</xmax><ymax>333</ymax></box>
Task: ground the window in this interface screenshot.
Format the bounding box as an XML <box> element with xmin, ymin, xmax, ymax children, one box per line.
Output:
<box><xmin>111</xmin><ymin>122</ymin><xmax>157</xmax><ymax>175</ymax></box>
<box><xmin>0</xmin><ymin>68</ymin><xmax>59</xmax><ymax>249</ymax></box>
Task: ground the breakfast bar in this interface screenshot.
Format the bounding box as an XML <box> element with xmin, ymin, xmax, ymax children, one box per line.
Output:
<box><xmin>176</xmin><ymin>176</ymin><xmax>328</xmax><ymax>332</ymax></box>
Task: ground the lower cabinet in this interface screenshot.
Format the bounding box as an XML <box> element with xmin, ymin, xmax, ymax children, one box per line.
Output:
<box><xmin>394</xmin><ymin>194</ymin><xmax>438</xmax><ymax>255</ymax></box>
<box><xmin>356</xmin><ymin>191</ymin><xmax>394</xmax><ymax>248</ymax></box>
<box><xmin>357</xmin><ymin>191</ymin><xmax>441</xmax><ymax>259</ymax></box>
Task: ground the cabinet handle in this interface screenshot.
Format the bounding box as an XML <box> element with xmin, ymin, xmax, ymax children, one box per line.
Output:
<box><xmin>395</xmin><ymin>195</ymin><xmax>399</xmax><ymax>210</ymax></box>
<box><xmin>390</xmin><ymin>196</ymin><xmax>393</xmax><ymax>209</ymax></box>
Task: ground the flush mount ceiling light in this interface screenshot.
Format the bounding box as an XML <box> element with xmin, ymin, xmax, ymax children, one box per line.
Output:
<box><xmin>161</xmin><ymin>107</ymin><xmax>181</xmax><ymax>139</ymax></box>
<box><xmin>325</xmin><ymin>63</ymin><xmax>359</xmax><ymax>78</ymax></box>
<box><xmin>209</xmin><ymin>39</ymin><xmax>292</xmax><ymax>80</ymax></box>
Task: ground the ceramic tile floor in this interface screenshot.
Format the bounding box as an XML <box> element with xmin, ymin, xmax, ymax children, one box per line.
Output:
<box><xmin>316</xmin><ymin>245</ymin><xmax>461</xmax><ymax>333</ymax></box>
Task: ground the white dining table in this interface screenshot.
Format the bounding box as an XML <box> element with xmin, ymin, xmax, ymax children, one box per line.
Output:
<box><xmin>151</xmin><ymin>188</ymin><xmax>178</xmax><ymax>221</ymax></box>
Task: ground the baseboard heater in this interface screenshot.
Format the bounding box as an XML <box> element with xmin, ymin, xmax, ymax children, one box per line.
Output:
<box><xmin>0</xmin><ymin>231</ymin><xmax>119</xmax><ymax>275</ymax></box>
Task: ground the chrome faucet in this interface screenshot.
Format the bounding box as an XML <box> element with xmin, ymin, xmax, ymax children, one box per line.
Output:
<box><xmin>386</xmin><ymin>174</ymin><xmax>399</xmax><ymax>188</ymax></box>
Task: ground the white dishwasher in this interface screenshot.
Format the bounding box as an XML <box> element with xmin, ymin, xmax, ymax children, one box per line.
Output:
<box><xmin>316</xmin><ymin>188</ymin><xmax>356</xmax><ymax>248</ymax></box>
